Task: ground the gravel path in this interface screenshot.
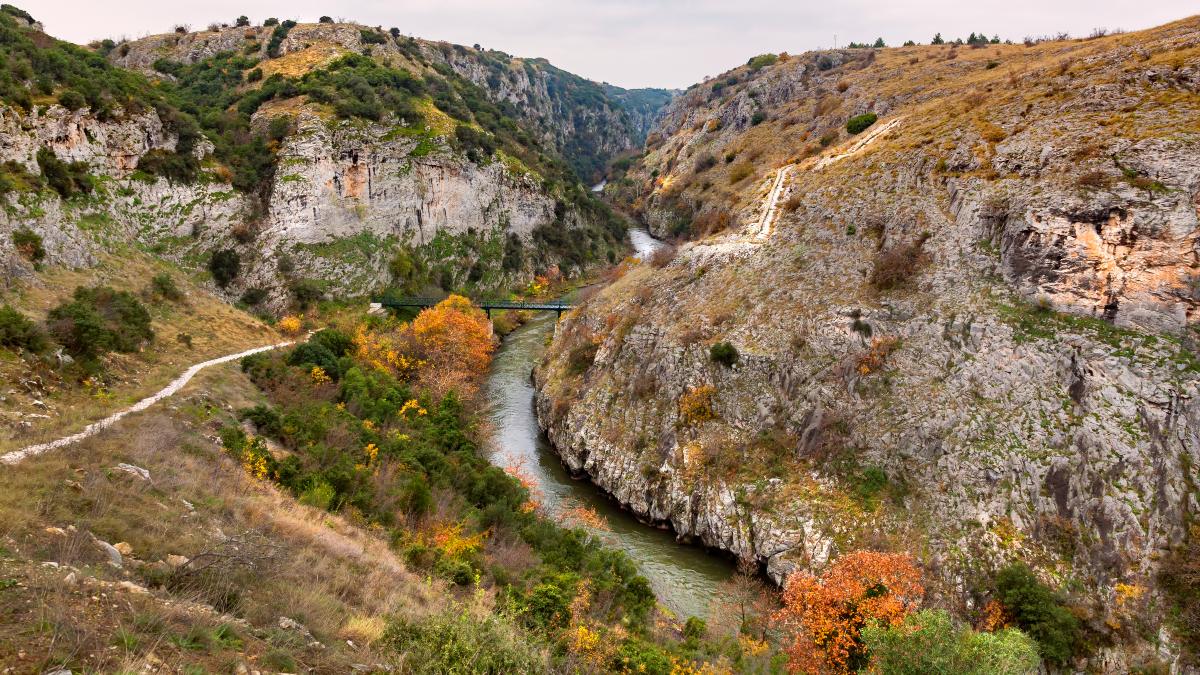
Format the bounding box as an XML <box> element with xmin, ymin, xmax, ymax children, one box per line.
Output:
<box><xmin>1</xmin><ymin>338</ymin><xmax>296</xmax><ymax>466</ymax></box>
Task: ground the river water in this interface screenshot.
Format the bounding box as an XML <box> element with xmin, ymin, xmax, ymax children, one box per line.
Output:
<box><xmin>483</xmin><ymin>228</ymin><xmax>733</xmax><ymax>621</ymax></box>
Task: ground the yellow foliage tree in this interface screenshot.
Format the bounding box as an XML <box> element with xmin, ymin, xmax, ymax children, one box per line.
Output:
<box><xmin>411</xmin><ymin>294</ymin><xmax>495</xmax><ymax>397</ymax></box>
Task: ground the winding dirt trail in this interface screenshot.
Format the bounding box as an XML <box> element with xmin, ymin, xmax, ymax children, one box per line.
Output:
<box><xmin>1</xmin><ymin>338</ymin><xmax>297</xmax><ymax>466</ymax></box>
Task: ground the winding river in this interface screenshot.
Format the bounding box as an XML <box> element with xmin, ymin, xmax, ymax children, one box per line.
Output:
<box><xmin>483</xmin><ymin>229</ymin><xmax>733</xmax><ymax>620</ymax></box>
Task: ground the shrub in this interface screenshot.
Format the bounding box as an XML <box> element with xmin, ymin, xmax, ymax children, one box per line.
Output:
<box><xmin>0</xmin><ymin>305</ymin><xmax>48</xmax><ymax>352</ymax></box>
<box><xmin>57</xmin><ymin>90</ymin><xmax>86</xmax><ymax>111</ymax></box>
<box><xmin>776</xmin><ymin>551</ymin><xmax>924</xmax><ymax>673</ymax></box>
<box><xmin>208</xmin><ymin>249</ymin><xmax>241</xmax><ymax>287</ymax></box>
<box><xmin>136</xmin><ymin>148</ymin><xmax>199</xmax><ymax>183</ymax></box>
<box><xmin>311</xmin><ymin>328</ymin><xmax>353</xmax><ymax>357</ymax></box>
<box><xmin>318</xmin><ymin>15</ymin><xmax>333</xmax><ymax>23</ymax></box>
<box><xmin>149</xmin><ymin>273</ymin><xmax>184</xmax><ymax>302</ymax></box>
<box><xmin>750</xmin><ymin>111</ymin><xmax>766</xmax><ymax>125</ymax></box>
<box><xmin>729</xmin><ymin>162</ymin><xmax>754</xmax><ymax>183</ymax></box>
<box><xmin>862</xmin><ymin>609</ymin><xmax>1040</xmax><ymax>674</ymax></box>
<box><xmin>176</xmin><ymin>332</ymin><xmax>193</xmax><ymax>349</ymax></box>
<box><xmin>869</xmin><ymin>234</ymin><xmax>929</xmax><ymax>291</ymax></box>
<box><xmin>47</xmin><ymin>286</ymin><xmax>154</xmax><ymax>360</ymax></box>
<box><xmin>747</xmin><ymin>53</ymin><xmax>778</xmax><ymax>71</ymax></box>
<box><xmin>679</xmin><ymin>385</ymin><xmax>717</xmax><ymax>425</ymax></box>
<box><xmin>11</xmin><ymin>228</ymin><xmax>44</xmax><ymax>263</ymax></box>
<box><xmin>1159</xmin><ymin>525</ymin><xmax>1200</xmax><ymax>664</ymax></box>
<box><xmin>235</xmin><ymin>15</ymin><xmax>250</xmax><ymax>27</ymax></box>
<box><xmin>566</xmin><ymin>341</ymin><xmax>599</xmax><ymax>376</ymax></box>
<box><xmin>239</xmin><ymin>287</ymin><xmax>267</xmax><ymax>306</ymax></box>
<box><xmin>383</xmin><ymin>609</ymin><xmax>545</xmax><ymax>674</ymax></box>
<box><xmin>245</xmin><ymin>67</ymin><xmax>262</xmax><ymax>82</ymax></box>
<box><xmin>289</xmin><ymin>278</ymin><xmax>324</xmax><ymax>308</ymax></box>
<box><xmin>287</xmin><ymin>341</ymin><xmax>339</xmax><ymax>379</ymax></box>
<box><xmin>693</xmin><ymin>152</ymin><xmax>717</xmax><ymax>173</ymax></box>
<box><xmin>994</xmin><ymin>563</ymin><xmax>1081</xmax><ymax>665</ymax></box>
<box><xmin>846</xmin><ymin>112</ymin><xmax>878</xmax><ymax>134</ymax></box>
<box><xmin>299</xmin><ymin>480</ymin><xmax>336</xmax><ymax>510</ymax></box>
<box><xmin>709</xmin><ymin>341</ymin><xmax>738</xmax><ymax>367</ymax></box>
<box><xmin>360</xmin><ymin>29</ymin><xmax>386</xmax><ymax>45</ymax></box>
<box><xmin>263</xmin><ymin>17</ymin><xmax>278</xmax><ymax>26</ymax></box>
<box><xmin>36</xmin><ymin>148</ymin><xmax>93</xmax><ymax>198</ymax></box>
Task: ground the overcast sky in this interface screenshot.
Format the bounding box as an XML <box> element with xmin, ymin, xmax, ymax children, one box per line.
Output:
<box><xmin>32</xmin><ymin>1</ymin><xmax>1199</xmax><ymax>89</ymax></box>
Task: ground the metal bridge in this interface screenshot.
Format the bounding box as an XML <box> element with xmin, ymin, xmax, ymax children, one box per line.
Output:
<box><xmin>372</xmin><ymin>295</ymin><xmax>572</xmax><ymax>317</ymax></box>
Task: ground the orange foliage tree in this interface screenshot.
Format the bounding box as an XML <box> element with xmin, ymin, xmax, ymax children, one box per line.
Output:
<box><xmin>352</xmin><ymin>295</ymin><xmax>495</xmax><ymax>398</ymax></box>
<box><xmin>775</xmin><ymin>551</ymin><xmax>924</xmax><ymax>674</ymax></box>
<box><xmin>412</xmin><ymin>294</ymin><xmax>495</xmax><ymax>397</ymax></box>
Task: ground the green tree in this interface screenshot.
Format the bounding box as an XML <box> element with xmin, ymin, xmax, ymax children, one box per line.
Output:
<box><xmin>932</xmin><ymin>32</ymin><xmax>945</xmax><ymax>45</ymax></box>
<box><xmin>862</xmin><ymin>609</ymin><xmax>1040</xmax><ymax>674</ymax></box>
<box><xmin>995</xmin><ymin>564</ymin><xmax>1081</xmax><ymax>666</ymax></box>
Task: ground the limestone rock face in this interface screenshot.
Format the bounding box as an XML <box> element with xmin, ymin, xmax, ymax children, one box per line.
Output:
<box><xmin>0</xmin><ymin>103</ymin><xmax>576</xmax><ymax>308</ymax></box>
<box><xmin>111</xmin><ymin>22</ymin><xmax>669</xmax><ymax>183</ymax></box>
<box><xmin>535</xmin><ymin>17</ymin><xmax>1200</xmax><ymax>669</ymax></box>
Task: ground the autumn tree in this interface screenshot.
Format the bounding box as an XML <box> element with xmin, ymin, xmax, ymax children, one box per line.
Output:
<box><xmin>710</xmin><ymin>559</ymin><xmax>778</xmax><ymax>640</ymax></box>
<box><xmin>775</xmin><ymin>551</ymin><xmax>924</xmax><ymax>674</ymax></box>
<box><xmin>411</xmin><ymin>294</ymin><xmax>495</xmax><ymax>397</ymax></box>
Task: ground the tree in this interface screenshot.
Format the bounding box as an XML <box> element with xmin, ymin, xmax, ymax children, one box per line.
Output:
<box><xmin>872</xmin><ymin>37</ymin><xmax>886</xmax><ymax>48</ymax></box>
<box><xmin>235</xmin><ymin>15</ymin><xmax>250</xmax><ymax>27</ymax></box>
<box><xmin>709</xmin><ymin>560</ymin><xmax>777</xmax><ymax>640</ymax></box>
<box><xmin>319</xmin><ymin>15</ymin><xmax>333</xmax><ymax>23</ymax></box>
<box><xmin>931</xmin><ymin>32</ymin><xmax>945</xmax><ymax>45</ymax></box>
<box><xmin>995</xmin><ymin>564</ymin><xmax>1080</xmax><ymax>666</ymax></box>
<box><xmin>862</xmin><ymin>609</ymin><xmax>1040</xmax><ymax>674</ymax></box>
<box><xmin>208</xmin><ymin>248</ymin><xmax>241</xmax><ymax>287</ymax></box>
<box><xmin>411</xmin><ymin>295</ymin><xmax>495</xmax><ymax>397</ymax></box>
<box><xmin>775</xmin><ymin>551</ymin><xmax>924</xmax><ymax>674</ymax></box>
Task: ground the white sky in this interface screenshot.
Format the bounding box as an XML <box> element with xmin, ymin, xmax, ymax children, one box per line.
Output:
<box><xmin>30</xmin><ymin>1</ymin><xmax>1199</xmax><ymax>89</ymax></box>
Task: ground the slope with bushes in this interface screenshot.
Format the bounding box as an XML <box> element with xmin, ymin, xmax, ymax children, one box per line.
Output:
<box><xmin>536</xmin><ymin>15</ymin><xmax>1200</xmax><ymax>671</ymax></box>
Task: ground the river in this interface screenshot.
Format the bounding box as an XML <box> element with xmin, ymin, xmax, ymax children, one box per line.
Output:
<box><xmin>483</xmin><ymin>228</ymin><xmax>733</xmax><ymax>621</ymax></box>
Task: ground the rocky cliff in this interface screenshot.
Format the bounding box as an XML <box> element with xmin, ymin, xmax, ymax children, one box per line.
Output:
<box><xmin>108</xmin><ymin>21</ymin><xmax>672</xmax><ymax>183</ymax></box>
<box><xmin>537</xmin><ymin>17</ymin><xmax>1200</xmax><ymax>670</ymax></box>
<box><xmin>1</xmin><ymin>13</ymin><xmax>641</xmax><ymax>309</ymax></box>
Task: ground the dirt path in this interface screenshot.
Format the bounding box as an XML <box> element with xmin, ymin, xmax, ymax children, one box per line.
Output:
<box><xmin>1</xmin><ymin>339</ymin><xmax>297</xmax><ymax>466</ymax></box>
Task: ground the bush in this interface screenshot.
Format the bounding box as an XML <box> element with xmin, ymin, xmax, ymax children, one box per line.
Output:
<box><xmin>36</xmin><ymin>148</ymin><xmax>93</xmax><ymax>198</ymax></box>
<box><xmin>149</xmin><ymin>273</ymin><xmax>184</xmax><ymax>302</ymax></box>
<box><xmin>693</xmin><ymin>152</ymin><xmax>717</xmax><ymax>173</ymax></box>
<box><xmin>728</xmin><ymin>162</ymin><xmax>754</xmax><ymax>183</ymax></box>
<box><xmin>566</xmin><ymin>341</ymin><xmax>599</xmax><ymax>376</ymax></box>
<box><xmin>862</xmin><ymin>609</ymin><xmax>1040</xmax><ymax>674</ymax></box>
<box><xmin>747</xmin><ymin>53</ymin><xmax>778</xmax><ymax>71</ymax></box>
<box><xmin>286</xmin><ymin>341</ymin><xmax>339</xmax><ymax>379</ymax></box>
<box><xmin>208</xmin><ymin>249</ymin><xmax>240</xmax><ymax>287</ymax></box>
<box><xmin>11</xmin><ymin>227</ymin><xmax>44</xmax><ymax>263</ymax></box>
<box><xmin>869</xmin><ymin>234</ymin><xmax>929</xmax><ymax>291</ymax></box>
<box><xmin>57</xmin><ymin>89</ymin><xmax>86</xmax><ymax>111</ymax></box>
<box><xmin>360</xmin><ymin>29</ymin><xmax>386</xmax><ymax>45</ymax></box>
<box><xmin>383</xmin><ymin>609</ymin><xmax>545</xmax><ymax>674</ymax></box>
<box><xmin>0</xmin><ymin>305</ymin><xmax>48</xmax><ymax>352</ymax></box>
<box><xmin>709</xmin><ymin>341</ymin><xmax>739</xmax><ymax>367</ymax></box>
<box><xmin>846</xmin><ymin>112</ymin><xmax>878</xmax><ymax>134</ymax></box>
<box><xmin>311</xmin><ymin>328</ymin><xmax>353</xmax><ymax>357</ymax></box>
<box><xmin>239</xmin><ymin>287</ymin><xmax>267</xmax><ymax>306</ymax></box>
<box><xmin>995</xmin><ymin>563</ymin><xmax>1081</xmax><ymax>665</ymax></box>
<box><xmin>318</xmin><ymin>16</ymin><xmax>333</xmax><ymax>23</ymax></box>
<box><xmin>750</xmin><ymin>111</ymin><xmax>766</xmax><ymax>125</ymax></box>
<box><xmin>235</xmin><ymin>15</ymin><xmax>250</xmax><ymax>27</ymax></box>
<box><xmin>47</xmin><ymin>286</ymin><xmax>154</xmax><ymax>360</ymax></box>
<box><xmin>289</xmin><ymin>278</ymin><xmax>324</xmax><ymax>308</ymax></box>
<box><xmin>136</xmin><ymin>148</ymin><xmax>199</xmax><ymax>183</ymax></box>
<box><xmin>1160</xmin><ymin>525</ymin><xmax>1200</xmax><ymax>664</ymax></box>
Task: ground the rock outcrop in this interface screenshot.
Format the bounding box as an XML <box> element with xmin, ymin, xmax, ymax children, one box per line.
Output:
<box><xmin>537</xmin><ymin>16</ymin><xmax>1200</xmax><ymax>669</ymax></box>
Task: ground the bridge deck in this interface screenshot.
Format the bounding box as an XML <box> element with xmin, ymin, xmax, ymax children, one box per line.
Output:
<box><xmin>373</xmin><ymin>296</ymin><xmax>572</xmax><ymax>312</ymax></box>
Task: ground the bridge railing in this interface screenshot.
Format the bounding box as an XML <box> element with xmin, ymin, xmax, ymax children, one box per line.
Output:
<box><xmin>371</xmin><ymin>294</ymin><xmax>572</xmax><ymax>313</ymax></box>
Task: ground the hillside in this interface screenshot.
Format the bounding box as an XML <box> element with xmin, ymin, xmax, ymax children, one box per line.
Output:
<box><xmin>536</xmin><ymin>17</ymin><xmax>1200</xmax><ymax>671</ymax></box>
<box><xmin>0</xmin><ymin>8</ymin><xmax>671</xmax><ymax>314</ymax></box>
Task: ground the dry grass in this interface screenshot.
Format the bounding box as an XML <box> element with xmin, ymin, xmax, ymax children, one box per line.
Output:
<box><xmin>0</xmin><ymin>362</ymin><xmax>442</xmax><ymax>671</ymax></box>
<box><xmin>257</xmin><ymin>41</ymin><xmax>348</xmax><ymax>79</ymax></box>
<box><xmin>0</xmin><ymin>251</ymin><xmax>278</xmax><ymax>452</ymax></box>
